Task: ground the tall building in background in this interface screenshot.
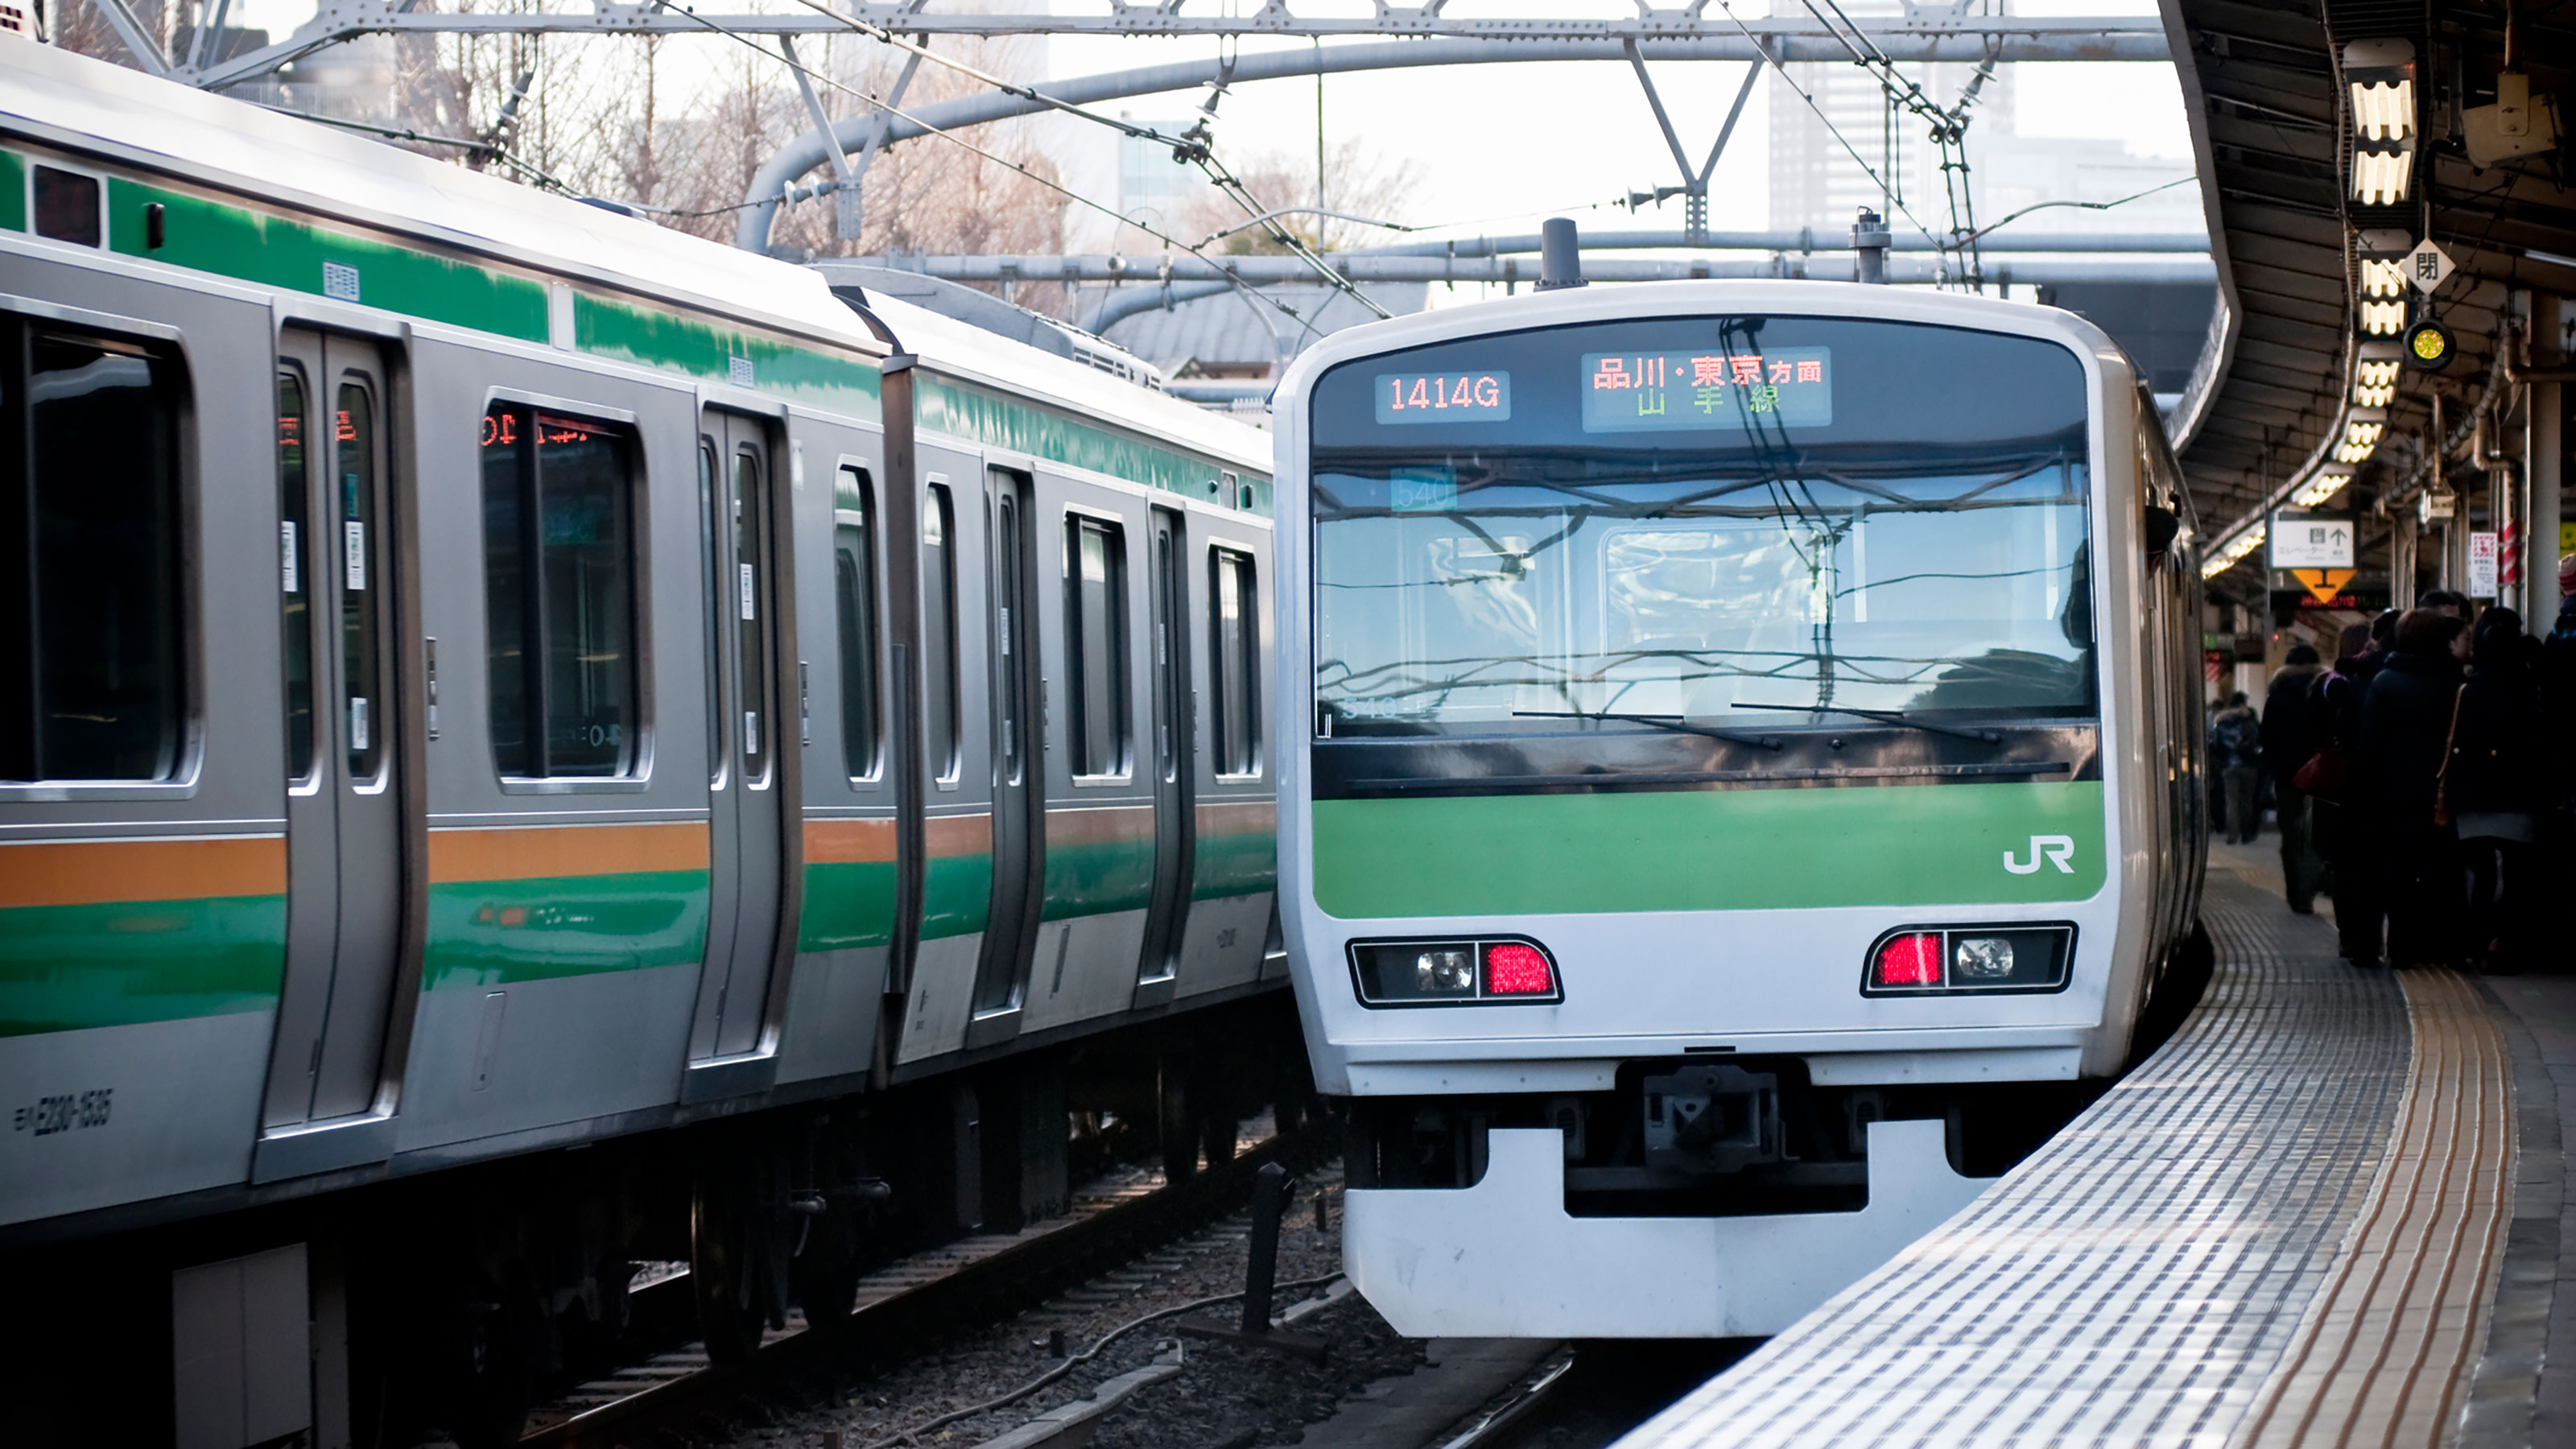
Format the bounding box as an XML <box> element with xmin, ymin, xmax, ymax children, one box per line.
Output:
<box><xmin>1767</xmin><ymin>0</ymin><xmax>2013</xmax><ymax>240</ymax></box>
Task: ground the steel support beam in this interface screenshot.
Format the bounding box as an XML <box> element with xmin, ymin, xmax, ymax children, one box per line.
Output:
<box><xmin>734</xmin><ymin>31</ymin><xmax>2171</xmax><ymax>252</ymax></box>
<box><xmin>877</xmin><ymin>250</ymin><xmax>2221</xmax><ymax>285</ymax></box>
<box><xmin>188</xmin><ymin>4</ymin><xmax>2167</xmax><ymax>92</ymax></box>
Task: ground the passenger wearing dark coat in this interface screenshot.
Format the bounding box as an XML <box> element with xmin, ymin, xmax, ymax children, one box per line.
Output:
<box><xmin>2354</xmin><ymin>609</ymin><xmax>2471</xmax><ymax>968</ymax></box>
<box><xmin>2310</xmin><ymin>616</ymin><xmax>2391</xmax><ymax>964</ymax></box>
<box><xmin>2262</xmin><ymin>646</ymin><xmax>2325</xmax><ymax>911</ymax></box>
<box><xmin>2451</xmin><ymin>608</ymin><xmax>2546</xmax><ymax>972</ymax></box>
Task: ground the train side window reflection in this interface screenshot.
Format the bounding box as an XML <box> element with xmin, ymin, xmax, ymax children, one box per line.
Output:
<box><xmin>0</xmin><ymin>321</ymin><xmax>185</xmax><ymax>782</ymax></box>
<box><xmin>277</xmin><ymin>369</ymin><xmax>316</xmax><ymax>782</ymax></box>
<box><xmin>923</xmin><ymin>483</ymin><xmax>960</xmax><ymax>783</ymax></box>
<box><xmin>1211</xmin><ymin>548</ymin><xmax>1260</xmax><ymax>777</ymax></box>
<box><xmin>481</xmin><ymin>403</ymin><xmax>639</xmax><ymax>780</ymax></box>
<box><xmin>834</xmin><ymin>467</ymin><xmax>882</xmax><ymax>781</ymax></box>
<box><xmin>1066</xmin><ymin>516</ymin><xmax>1130</xmax><ymax>777</ymax></box>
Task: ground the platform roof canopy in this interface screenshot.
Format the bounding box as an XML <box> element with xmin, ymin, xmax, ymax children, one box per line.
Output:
<box><xmin>2168</xmin><ymin>0</ymin><xmax>2575</xmax><ymax>597</ymax></box>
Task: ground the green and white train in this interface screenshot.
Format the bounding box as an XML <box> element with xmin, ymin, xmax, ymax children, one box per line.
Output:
<box><xmin>1272</xmin><ymin>276</ymin><xmax>2211</xmax><ymax>1337</ymax></box>
<box><xmin>0</xmin><ymin>41</ymin><xmax>1290</xmax><ymax>1445</ymax></box>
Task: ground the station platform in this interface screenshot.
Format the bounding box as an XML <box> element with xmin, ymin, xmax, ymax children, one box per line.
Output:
<box><xmin>1621</xmin><ymin>843</ymin><xmax>2574</xmax><ymax>1448</ymax></box>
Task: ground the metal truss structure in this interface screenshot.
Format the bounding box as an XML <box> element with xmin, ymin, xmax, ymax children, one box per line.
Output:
<box><xmin>137</xmin><ymin>5</ymin><xmax>2169</xmax><ymax>93</ymax></box>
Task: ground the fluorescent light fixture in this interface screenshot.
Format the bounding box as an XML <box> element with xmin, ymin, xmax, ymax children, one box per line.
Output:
<box><xmin>2356</xmin><ymin>359</ymin><xmax>2402</xmax><ymax>387</ymax></box>
<box><xmin>2354</xmin><ymin>380</ymin><xmax>2395</xmax><ymax>407</ymax></box>
<box><xmin>2294</xmin><ymin>473</ymin><xmax>2354</xmax><ymax>506</ymax></box>
<box><xmin>2350</xmin><ymin>80</ymin><xmax>2414</xmax><ymax>140</ymax></box>
<box><xmin>2352</xmin><ymin>150</ymin><xmax>2413</xmax><ymax>204</ymax></box>
<box><xmin>2343</xmin><ymin>39</ymin><xmax>2417</xmax><ymax>141</ymax></box>
<box><xmin>2360</xmin><ymin>299</ymin><xmax>2408</xmax><ymax>335</ymax></box>
<box><xmin>2202</xmin><ymin>523</ymin><xmax>2269</xmax><ymax>578</ymax></box>
<box><xmin>2334</xmin><ymin>440</ymin><xmax>2377</xmax><ymax>463</ymax></box>
<box><xmin>2360</xmin><ymin>258</ymin><xmax>2405</xmax><ymax>297</ymax></box>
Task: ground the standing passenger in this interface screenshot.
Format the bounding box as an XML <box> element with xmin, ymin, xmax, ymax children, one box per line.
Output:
<box><xmin>2356</xmin><ymin>609</ymin><xmax>2471</xmax><ymax>968</ymax></box>
<box><xmin>2450</xmin><ymin>607</ymin><xmax>2545</xmax><ymax>972</ymax></box>
<box><xmin>2263</xmin><ymin>644</ymin><xmax>2326</xmax><ymax>910</ymax></box>
<box><xmin>2210</xmin><ymin>692</ymin><xmax>2262</xmax><ymax>843</ymax></box>
<box><xmin>2309</xmin><ymin>621</ymin><xmax>2383</xmax><ymax>963</ymax></box>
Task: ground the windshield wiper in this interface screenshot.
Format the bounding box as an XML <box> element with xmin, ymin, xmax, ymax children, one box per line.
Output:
<box><xmin>1729</xmin><ymin>702</ymin><xmax>2003</xmax><ymax>744</ymax></box>
<box><xmin>1513</xmin><ymin>709</ymin><xmax>1784</xmax><ymax>752</ymax></box>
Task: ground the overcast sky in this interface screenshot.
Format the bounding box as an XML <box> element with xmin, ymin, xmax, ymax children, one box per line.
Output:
<box><xmin>216</xmin><ymin>0</ymin><xmax>2197</xmax><ymax>250</ymax></box>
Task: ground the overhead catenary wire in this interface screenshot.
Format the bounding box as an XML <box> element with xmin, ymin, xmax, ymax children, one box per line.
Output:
<box><xmin>764</xmin><ymin>0</ymin><xmax>1385</xmax><ymax>320</ymax></box>
<box><xmin>1708</xmin><ymin>0</ymin><xmax>1946</xmax><ymax>264</ymax></box>
<box><xmin>653</xmin><ymin>2</ymin><xmax>1355</xmax><ymax>339</ymax></box>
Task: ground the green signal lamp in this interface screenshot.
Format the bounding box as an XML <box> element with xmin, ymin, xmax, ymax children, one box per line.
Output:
<box><xmin>2404</xmin><ymin>316</ymin><xmax>2454</xmax><ymax>370</ymax></box>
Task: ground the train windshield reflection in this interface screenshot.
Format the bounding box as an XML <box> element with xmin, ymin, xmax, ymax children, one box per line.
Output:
<box><xmin>1311</xmin><ymin>454</ymin><xmax>2095</xmax><ymax>737</ymax></box>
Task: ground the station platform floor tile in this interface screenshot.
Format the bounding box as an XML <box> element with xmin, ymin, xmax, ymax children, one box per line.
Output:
<box><xmin>1618</xmin><ymin>841</ymin><xmax>2562</xmax><ymax>1448</ymax></box>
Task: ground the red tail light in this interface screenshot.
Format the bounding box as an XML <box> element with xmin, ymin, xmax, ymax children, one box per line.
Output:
<box><xmin>1482</xmin><ymin>942</ymin><xmax>1554</xmax><ymax>996</ymax></box>
<box><xmin>1872</xmin><ymin>932</ymin><xmax>1943</xmax><ymax>989</ymax></box>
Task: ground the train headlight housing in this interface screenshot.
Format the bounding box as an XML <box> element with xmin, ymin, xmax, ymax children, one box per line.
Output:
<box><xmin>1349</xmin><ymin>937</ymin><xmax>1561</xmax><ymax>1006</ymax></box>
<box><xmin>1953</xmin><ymin>935</ymin><xmax>2017</xmax><ymax>980</ymax></box>
<box><xmin>1864</xmin><ymin>924</ymin><xmax>2076</xmax><ymax>996</ymax></box>
<box><xmin>1416</xmin><ymin>949</ymin><xmax>1476</xmax><ymax>995</ymax></box>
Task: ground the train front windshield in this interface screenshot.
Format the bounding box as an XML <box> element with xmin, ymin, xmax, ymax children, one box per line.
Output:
<box><xmin>1308</xmin><ymin>316</ymin><xmax>2096</xmax><ymax>736</ymax></box>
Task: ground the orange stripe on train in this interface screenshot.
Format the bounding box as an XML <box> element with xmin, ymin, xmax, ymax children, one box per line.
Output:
<box><xmin>427</xmin><ymin>821</ymin><xmax>710</xmax><ymax>882</ymax></box>
<box><xmin>806</xmin><ymin>816</ymin><xmax>898</xmax><ymax>865</ymax></box>
<box><xmin>0</xmin><ymin>836</ymin><xmax>287</xmax><ymax>910</ymax></box>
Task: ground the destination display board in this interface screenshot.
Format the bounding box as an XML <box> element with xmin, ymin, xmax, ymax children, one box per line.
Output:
<box><xmin>1579</xmin><ymin>348</ymin><xmax>1834</xmax><ymax>433</ymax></box>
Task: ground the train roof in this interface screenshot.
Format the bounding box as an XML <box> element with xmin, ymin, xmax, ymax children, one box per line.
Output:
<box><xmin>0</xmin><ymin>42</ymin><xmax>887</xmax><ymax>361</ymax></box>
<box><xmin>1272</xmin><ymin>277</ymin><xmax>2128</xmax><ymax>403</ymax></box>
<box><xmin>856</xmin><ymin>287</ymin><xmax>1274</xmax><ymax>482</ymax></box>
<box><xmin>0</xmin><ymin>43</ymin><xmax>1274</xmax><ymax>484</ymax></box>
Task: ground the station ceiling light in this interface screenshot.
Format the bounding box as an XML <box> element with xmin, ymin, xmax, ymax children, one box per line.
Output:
<box><xmin>2359</xmin><ymin>258</ymin><xmax>2405</xmax><ymax>297</ymax></box>
<box><xmin>2202</xmin><ymin>523</ymin><xmax>2268</xmax><ymax>578</ymax></box>
<box><xmin>2360</xmin><ymin>299</ymin><xmax>2408</xmax><ymax>335</ymax></box>
<box><xmin>2293</xmin><ymin>471</ymin><xmax>2355</xmax><ymax>506</ymax></box>
<box><xmin>2345</xmin><ymin>40</ymin><xmax>2417</xmax><ymax>204</ymax></box>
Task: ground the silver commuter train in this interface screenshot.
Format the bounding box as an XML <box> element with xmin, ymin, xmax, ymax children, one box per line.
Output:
<box><xmin>0</xmin><ymin>42</ymin><xmax>1287</xmax><ymax>1443</ymax></box>
<box><xmin>1272</xmin><ymin>279</ymin><xmax>2210</xmax><ymax>1338</ymax></box>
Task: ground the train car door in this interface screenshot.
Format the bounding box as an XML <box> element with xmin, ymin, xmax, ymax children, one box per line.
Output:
<box><xmin>691</xmin><ymin>412</ymin><xmax>794</xmax><ymax>1061</ymax></box>
<box><xmin>968</xmin><ymin>468</ymin><xmax>1042</xmax><ymax>1030</ymax></box>
<box><xmin>1134</xmin><ymin>506</ymin><xmax>1195</xmax><ymax>1003</ymax></box>
<box><xmin>263</xmin><ymin>332</ymin><xmax>406</xmax><ymax>1129</ymax></box>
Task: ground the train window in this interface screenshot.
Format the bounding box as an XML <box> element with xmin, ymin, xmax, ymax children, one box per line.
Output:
<box><xmin>277</xmin><ymin>369</ymin><xmax>316</xmax><ymax>782</ymax></box>
<box><xmin>1065</xmin><ymin>516</ymin><xmax>1131</xmax><ymax>777</ymax></box>
<box><xmin>32</xmin><ymin>167</ymin><xmax>101</xmax><ymax>247</ymax></box>
<box><xmin>922</xmin><ymin>482</ymin><xmax>960</xmax><ymax>782</ymax></box>
<box><xmin>337</xmin><ymin>385</ymin><xmax>385</xmax><ymax>780</ymax></box>
<box><xmin>1210</xmin><ymin>547</ymin><xmax>1260</xmax><ymax>776</ymax></box>
<box><xmin>834</xmin><ymin>467</ymin><xmax>882</xmax><ymax>781</ymax></box>
<box><xmin>481</xmin><ymin>403</ymin><xmax>638</xmax><ymax>779</ymax></box>
<box><xmin>0</xmin><ymin>322</ymin><xmax>184</xmax><ymax>782</ymax></box>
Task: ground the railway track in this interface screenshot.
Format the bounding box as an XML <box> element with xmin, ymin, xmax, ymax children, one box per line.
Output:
<box><xmin>518</xmin><ymin>1116</ymin><xmax>1335</xmax><ymax>1448</ymax></box>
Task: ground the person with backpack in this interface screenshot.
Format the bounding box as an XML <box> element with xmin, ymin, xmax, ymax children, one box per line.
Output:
<box><xmin>2356</xmin><ymin>609</ymin><xmax>2471</xmax><ymax>968</ymax></box>
<box><xmin>2209</xmin><ymin>691</ymin><xmax>2262</xmax><ymax>843</ymax></box>
<box><xmin>2262</xmin><ymin>645</ymin><xmax>2326</xmax><ymax>910</ymax></box>
<box><xmin>2306</xmin><ymin>620</ymin><xmax>2385</xmax><ymax>964</ymax></box>
<box><xmin>2449</xmin><ymin>607</ymin><xmax>2546</xmax><ymax>972</ymax></box>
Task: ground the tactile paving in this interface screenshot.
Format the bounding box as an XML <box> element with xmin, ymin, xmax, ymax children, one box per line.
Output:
<box><xmin>1620</xmin><ymin>861</ymin><xmax>2454</xmax><ymax>1448</ymax></box>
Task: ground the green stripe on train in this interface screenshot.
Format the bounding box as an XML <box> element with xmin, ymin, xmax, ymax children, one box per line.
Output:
<box><xmin>921</xmin><ymin>853</ymin><xmax>993</xmax><ymax>942</ymax></box>
<box><xmin>801</xmin><ymin>861</ymin><xmax>898</xmax><ymax>952</ymax></box>
<box><xmin>105</xmin><ymin>177</ymin><xmax>551</xmax><ymax>341</ymax></box>
<box><xmin>0</xmin><ymin>151</ymin><xmax>23</xmax><ymax>232</ymax></box>
<box><xmin>574</xmin><ymin>292</ymin><xmax>881</xmax><ymax>418</ymax></box>
<box><xmin>1311</xmin><ymin>782</ymin><xmax>2107</xmax><ymax>919</ymax></box>
<box><xmin>1192</xmin><ymin>830</ymin><xmax>1277</xmax><ymax>902</ymax></box>
<box><xmin>0</xmin><ymin>897</ymin><xmax>283</xmax><ymax>1038</ymax></box>
<box><xmin>916</xmin><ymin>374</ymin><xmax>1273</xmax><ymax>517</ymax></box>
<box><xmin>422</xmin><ymin>871</ymin><xmax>706</xmax><ymax>991</ymax></box>
<box><xmin>1042</xmin><ymin>838</ymin><xmax>1154</xmax><ymax>921</ymax></box>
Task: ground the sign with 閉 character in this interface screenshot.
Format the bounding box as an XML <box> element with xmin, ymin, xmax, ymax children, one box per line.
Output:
<box><xmin>2268</xmin><ymin>513</ymin><xmax>2357</xmax><ymax>570</ymax></box>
